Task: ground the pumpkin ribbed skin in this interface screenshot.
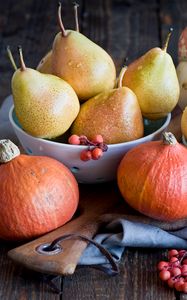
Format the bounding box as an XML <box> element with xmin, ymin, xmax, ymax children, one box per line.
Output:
<box><xmin>117</xmin><ymin>137</ymin><xmax>187</xmax><ymax>221</ymax></box>
<box><xmin>0</xmin><ymin>155</ymin><xmax>79</xmax><ymax>241</ymax></box>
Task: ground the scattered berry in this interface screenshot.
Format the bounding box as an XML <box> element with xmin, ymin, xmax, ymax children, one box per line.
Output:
<box><xmin>68</xmin><ymin>134</ymin><xmax>108</xmax><ymax>162</ymax></box>
<box><xmin>157</xmin><ymin>249</ymin><xmax>187</xmax><ymax>293</ymax></box>
<box><xmin>68</xmin><ymin>134</ymin><xmax>80</xmax><ymax>145</ymax></box>
<box><xmin>181</xmin><ymin>265</ymin><xmax>187</xmax><ymax>276</ymax></box>
<box><xmin>167</xmin><ymin>277</ymin><xmax>176</xmax><ymax>288</ymax></box>
<box><xmin>182</xmin><ymin>258</ymin><xmax>187</xmax><ymax>265</ymax></box>
<box><xmin>157</xmin><ymin>261</ymin><xmax>169</xmax><ymax>271</ymax></box>
<box><xmin>80</xmin><ymin>150</ymin><xmax>92</xmax><ymax>161</ymax></box>
<box><xmin>159</xmin><ymin>270</ymin><xmax>171</xmax><ymax>281</ymax></box>
<box><xmin>91</xmin><ymin>134</ymin><xmax>104</xmax><ymax>144</ymax></box>
<box><xmin>168</xmin><ymin>249</ymin><xmax>179</xmax><ymax>259</ymax></box>
<box><xmin>171</xmin><ymin>267</ymin><xmax>181</xmax><ymax>277</ymax></box>
<box><xmin>169</xmin><ymin>257</ymin><xmax>179</xmax><ymax>267</ymax></box>
<box><xmin>174</xmin><ymin>281</ymin><xmax>184</xmax><ymax>292</ymax></box>
<box><xmin>91</xmin><ymin>147</ymin><xmax>103</xmax><ymax>160</ymax></box>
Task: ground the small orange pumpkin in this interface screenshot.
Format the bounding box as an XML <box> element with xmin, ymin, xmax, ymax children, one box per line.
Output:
<box><xmin>117</xmin><ymin>132</ymin><xmax>187</xmax><ymax>221</ymax></box>
<box><xmin>0</xmin><ymin>140</ymin><xmax>79</xmax><ymax>241</ymax></box>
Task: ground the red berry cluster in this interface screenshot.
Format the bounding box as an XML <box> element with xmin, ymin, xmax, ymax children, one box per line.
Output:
<box><xmin>157</xmin><ymin>249</ymin><xmax>187</xmax><ymax>293</ymax></box>
<box><xmin>68</xmin><ymin>134</ymin><xmax>108</xmax><ymax>161</ymax></box>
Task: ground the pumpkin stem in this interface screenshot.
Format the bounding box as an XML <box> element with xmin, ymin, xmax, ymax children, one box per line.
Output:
<box><xmin>0</xmin><ymin>140</ymin><xmax>20</xmax><ymax>163</ymax></box>
<box><xmin>162</xmin><ymin>132</ymin><xmax>177</xmax><ymax>145</ymax></box>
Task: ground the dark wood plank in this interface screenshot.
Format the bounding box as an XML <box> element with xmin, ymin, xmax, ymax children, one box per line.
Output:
<box><xmin>110</xmin><ymin>0</ymin><xmax>160</xmax><ymax>72</ymax></box>
<box><xmin>159</xmin><ymin>0</ymin><xmax>187</xmax><ymax>65</ymax></box>
<box><xmin>0</xmin><ymin>0</ymin><xmax>82</xmax><ymax>106</ymax></box>
<box><xmin>0</xmin><ymin>244</ymin><xmax>61</xmax><ymax>299</ymax></box>
<box><xmin>62</xmin><ymin>249</ymin><xmax>176</xmax><ymax>300</ymax></box>
<box><xmin>0</xmin><ymin>0</ymin><xmax>184</xmax><ymax>299</ymax></box>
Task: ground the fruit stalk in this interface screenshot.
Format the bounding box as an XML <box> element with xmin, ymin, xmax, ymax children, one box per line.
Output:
<box><xmin>0</xmin><ymin>140</ymin><xmax>20</xmax><ymax>163</ymax></box>
<box><xmin>163</xmin><ymin>27</ymin><xmax>173</xmax><ymax>52</ymax></box>
<box><xmin>7</xmin><ymin>46</ymin><xmax>18</xmax><ymax>71</ymax></box>
<box><xmin>117</xmin><ymin>66</ymin><xmax>127</xmax><ymax>88</ymax></box>
<box><xmin>58</xmin><ymin>2</ymin><xmax>67</xmax><ymax>37</ymax></box>
<box><xmin>73</xmin><ymin>2</ymin><xmax>79</xmax><ymax>32</ymax></box>
<box><xmin>18</xmin><ymin>46</ymin><xmax>26</xmax><ymax>71</ymax></box>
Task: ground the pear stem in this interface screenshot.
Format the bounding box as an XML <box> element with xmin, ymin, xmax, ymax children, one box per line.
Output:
<box><xmin>58</xmin><ymin>2</ymin><xmax>67</xmax><ymax>37</ymax></box>
<box><xmin>117</xmin><ymin>66</ymin><xmax>127</xmax><ymax>88</ymax></box>
<box><xmin>163</xmin><ymin>27</ymin><xmax>173</xmax><ymax>52</ymax></box>
<box><xmin>18</xmin><ymin>46</ymin><xmax>26</xmax><ymax>71</ymax></box>
<box><xmin>7</xmin><ymin>46</ymin><xmax>18</xmax><ymax>71</ymax></box>
<box><xmin>73</xmin><ymin>2</ymin><xmax>79</xmax><ymax>32</ymax></box>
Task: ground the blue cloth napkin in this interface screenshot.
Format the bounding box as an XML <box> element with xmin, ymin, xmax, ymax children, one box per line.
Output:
<box><xmin>1</xmin><ymin>96</ymin><xmax>187</xmax><ymax>266</ymax></box>
<box><xmin>79</xmin><ymin>219</ymin><xmax>187</xmax><ymax>265</ymax></box>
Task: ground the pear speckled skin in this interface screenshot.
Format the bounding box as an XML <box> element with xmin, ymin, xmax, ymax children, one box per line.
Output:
<box><xmin>51</xmin><ymin>30</ymin><xmax>116</xmax><ymax>101</ymax></box>
<box><xmin>37</xmin><ymin>50</ymin><xmax>52</xmax><ymax>74</ymax></box>
<box><xmin>71</xmin><ymin>87</ymin><xmax>144</xmax><ymax>144</ymax></box>
<box><xmin>12</xmin><ymin>68</ymin><xmax>80</xmax><ymax>139</ymax></box>
<box><xmin>122</xmin><ymin>48</ymin><xmax>180</xmax><ymax>120</ymax></box>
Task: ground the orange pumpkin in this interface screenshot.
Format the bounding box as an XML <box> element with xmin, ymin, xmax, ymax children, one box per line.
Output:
<box><xmin>117</xmin><ymin>132</ymin><xmax>187</xmax><ymax>221</ymax></box>
<box><xmin>0</xmin><ymin>140</ymin><xmax>79</xmax><ymax>241</ymax></box>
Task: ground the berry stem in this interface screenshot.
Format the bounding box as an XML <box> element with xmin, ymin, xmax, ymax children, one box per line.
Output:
<box><xmin>73</xmin><ymin>2</ymin><xmax>79</xmax><ymax>32</ymax></box>
<box><xmin>179</xmin><ymin>252</ymin><xmax>187</xmax><ymax>264</ymax></box>
<box><xmin>7</xmin><ymin>46</ymin><xmax>18</xmax><ymax>71</ymax></box>
<box><xmin>18</xmin><ymin>46</ymin><xmax>26</xmax><ymax>71</ymax></box>
<box><xmin>58</xmin><ymin>2</ymin><xmax>67</xmax><ymax>37</ymax></box>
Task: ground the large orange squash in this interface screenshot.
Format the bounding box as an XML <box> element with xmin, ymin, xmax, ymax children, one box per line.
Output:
<box><xmin>117</xmin><ymin>132</ymin><xmax>187</xmax><ymax>221</ymax></box>
<box><xmin>0</xmin><ymin>140</ymin><xmax>79</xmax><ymax>241</ymax></box>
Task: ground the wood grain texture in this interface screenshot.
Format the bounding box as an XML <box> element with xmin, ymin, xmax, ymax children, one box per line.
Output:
<box><xmin>159</xmin><ymin>0</ymin><xmax>185</xmax><ymax>65</ymax></box>
<box><xmin>0</xmin><ymin>0</ymin><xmax>186</xmax><ymax>299</ymax></box>
<box><xmin>62</xmin><ymin>249</ymin><xmax>176</xmax><ymax>300</ymax></box>
<box><xmin>0</xmin><ymin>244</ymin><xmax>61</xmax><ymax>299</ymax></box>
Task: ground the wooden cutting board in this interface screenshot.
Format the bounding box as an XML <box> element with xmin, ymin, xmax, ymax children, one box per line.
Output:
<box><xmin>7</xmin><ymin>110</ymin><xmax>182</xmax><ymax>276</ymax></box>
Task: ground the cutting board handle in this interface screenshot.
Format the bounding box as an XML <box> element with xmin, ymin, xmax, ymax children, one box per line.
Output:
<box><xmin>36</xmin><ymin>233</ymin><xmax>119</xmax><ymax>276</ymax></box>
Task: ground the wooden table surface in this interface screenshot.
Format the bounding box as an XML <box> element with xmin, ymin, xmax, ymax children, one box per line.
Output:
<box><xmin>0</xmin><ymin>0</ymin><xmax>186</xmax><ymax>299</ymax></box>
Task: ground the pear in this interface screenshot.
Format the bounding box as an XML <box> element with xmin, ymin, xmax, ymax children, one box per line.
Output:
<box><xmin>176</xmin><ymin>61</ymin><xmax>187</xmax><ymax>110</ymax></box>
<box><xmin>36</xmin><ymin>3</ymin><xmax>79</xmax><ymax>75</ymax></box>
<box><xmin>71</xmin><ymin>67</ymin><xmax>144</xmax><ymax>144</ymax></box>
<box><xmin>181</xmin><ymin>107</ymin><xmax>187</xmax><ymax>140</ymax></box>
<box><xmin>51</xmin><ymin>3</ymin><xmax>116</xmax><ymax>101</ymax></box>
<box><xmin>9</xmin><ymin>47</ymin><xmax>80</xmax><ymax>139</ymax></box>
<box><xmin>176</xmin><ymin>27</ymin><xmax>187</xmax><ymax>110</ymax></box>
<box><xmin>122</xmin><ymin>29</ymin><xmax>180</xmax><ymax>120</ymax></box>
<box><xmin>37</xmin><ymin>50</ymin><xmax>52</xmax><ymax>74</ymax></box>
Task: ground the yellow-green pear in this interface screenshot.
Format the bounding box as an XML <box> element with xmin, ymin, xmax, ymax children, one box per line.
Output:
<box><xmin>176</xmin><ymin>60</ymin><xmax>187</xmax><ymax>110</ymax></box>
<box><xmin>10</xmin><ymin>47</ymin><xmax>80</xmax><ymax>139</ymax></box>
<box><xmin>71</xmin><ymin>68</ymin><xmax>143</xmax><ymax>144</ymax></box>
<box><xmin>37</xmin><ymin>50</ymin><xmax>52</xmax><ymax>74</ymax></box>
<box><xmin>51</xmin><ymin>3</ymin><xmax>116</xmax><ymax>101</ymax></box>
<box><xmin>122</xmin><ymin>29</ymin><xmax>180</xmax><ymax>120</ymax></box>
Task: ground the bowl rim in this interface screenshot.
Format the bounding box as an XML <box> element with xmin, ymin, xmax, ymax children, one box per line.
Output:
<box><xmin>9</xmin><ymin>104</ymin><xmax>171</xmax><ymax>149</ymax></box>
<box><xmin>182</xmin><ymin>135</ymin><xmax>187</xmax><ymax>146</ymax></box>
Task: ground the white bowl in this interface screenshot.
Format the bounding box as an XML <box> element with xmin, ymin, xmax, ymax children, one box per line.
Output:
<box><xmin>182</xmin><ymin>135</ymin><xmax>187</xmax><ymax>146</ymax></box>
<box><xmin>9</xmin><ymin>105</ymin><xmax>171</xmax><ymax>183</ymax></box>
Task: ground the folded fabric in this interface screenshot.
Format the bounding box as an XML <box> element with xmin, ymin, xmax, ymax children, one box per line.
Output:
<box><xmin>1</xmin><ymin>95</ymin><xmax>187</xmax><ymax>266</ymax></box>
<box><xmin>78</xmin><ymin>218</ymin><xmax>187</xmax><ymax>265</ymax></box>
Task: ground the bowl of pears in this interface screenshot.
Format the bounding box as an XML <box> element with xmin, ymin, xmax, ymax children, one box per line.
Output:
<box><xmin>9</xmin><ymin>4</ymin><xmax>178</xmax><ymax>183</ymax></box>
